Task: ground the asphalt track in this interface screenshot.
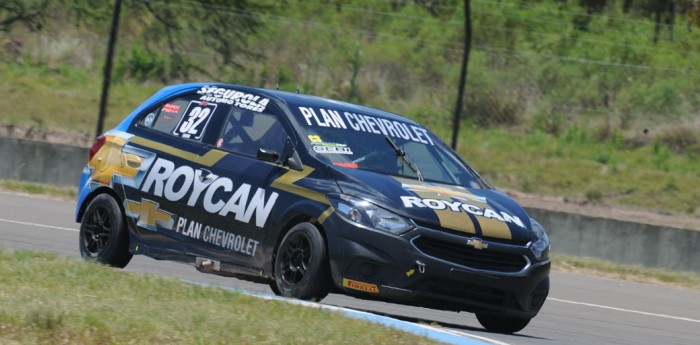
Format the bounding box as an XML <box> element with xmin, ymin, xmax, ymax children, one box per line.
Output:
<box><xmin>1</xmin><ymin>191</ymin><xmax>699</xmax><ymax>345</ymax></box>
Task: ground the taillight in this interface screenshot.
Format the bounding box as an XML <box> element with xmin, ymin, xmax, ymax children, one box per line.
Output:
<box><xmin>89</xmin><ymin>136</ymin><xmax>106</xmax><ymax>162</ymax></box>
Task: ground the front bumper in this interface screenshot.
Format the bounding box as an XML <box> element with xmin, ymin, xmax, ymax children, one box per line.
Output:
<box><xmin>324</xmin><ymin>214</ymin><xmax>550</xmax><ymax>318</ymax></box>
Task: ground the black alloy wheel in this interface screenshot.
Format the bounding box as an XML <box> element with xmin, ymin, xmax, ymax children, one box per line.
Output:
<box><xmin>82</xmin><ymin>205</ymin><xmax>111</xmax><ymax>256</ymax></box>
<box><xmin>79</xmin><ymin>194</ymin><xmax>132</xmax><ymax>268</ymax></box>
<box><xmin>475</xmin><ymin>313</ymin><xmax>532</xmax><ymax>334</ymax></box>
<box><xmin>271</xmin><ymin>222</ymin><xmax>331</xmax><ymax>301</ymax></box>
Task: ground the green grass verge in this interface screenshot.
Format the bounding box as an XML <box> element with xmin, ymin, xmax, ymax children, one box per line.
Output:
<box><xmin>0</xmin><ymin>249</ymin><xmax>440</xmax><ymax>345</ymax></box>
<box><xmin>452</xmin><ymin>126</ymin><xmax>700</xmax><ymax>215</ymax></box>
<box><xmin>552</xmin><ymin>253</ymin><xmax>700</xmax><ymax>291</ymax></box>
<box><xmin>0</xmin><ymin>180</ymin><xmax>76</xmax><ymax>200</ymax></box>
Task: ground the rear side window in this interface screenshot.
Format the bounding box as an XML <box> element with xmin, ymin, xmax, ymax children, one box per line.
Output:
<box><xmin>217</xmin><ymin>108</ymin><xmax>288</xmax><ymax>157</ymax></box>
<box><xmin>140</xmin><ymin>96</ymin><xmax>221</xmax><ymax>142</ymax></box>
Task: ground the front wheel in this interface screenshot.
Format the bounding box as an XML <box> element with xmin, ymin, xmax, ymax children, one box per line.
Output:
<box><xmin>475</xmin><ymin>313</ymin><xmax>531</xmax><ymax>334</ymax></box>
<box><xmin>270</xmin><ymin>222</ymin><xmax>331</xmax><ymax>301</ymax></box>
<box><xmin>79</xmin><ymin>194</ymin><xmax>132</xmax><ymax>268</ymax></box>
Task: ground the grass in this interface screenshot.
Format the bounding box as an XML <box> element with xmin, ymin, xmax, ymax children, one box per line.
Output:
<box><xmin>552</xmin><ymin>253</ymin><xmax>700</xmax><ymax>291</ymax></box>
<box><xmin>0</xmin><ymin>63</ymin><xmax>161</xmax><ymax>138</ymax></box>
<box><xmin>0</xmin><ymin>180</ymin><xmax>76</xmax><ymax>200</ymax></box>
<box><xmin>0</xmin><ymin>249</ymin><xmax>697</xmax><ymax>345</ymax></box>
<box><xmin>0</xmin><ymin>249</ymin><xmax>440</xmax><ymax>345</ymax></box>
<box><xmin>451</xmin><ymin>125</ymin><xmax>700</xmax><ymax>215</ymax></box>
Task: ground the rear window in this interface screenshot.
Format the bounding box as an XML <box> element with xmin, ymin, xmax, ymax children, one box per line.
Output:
<box><xmin>139</xmin><ymin>97</ymin><xmax>219</xmax><ymax>142</ymax></box>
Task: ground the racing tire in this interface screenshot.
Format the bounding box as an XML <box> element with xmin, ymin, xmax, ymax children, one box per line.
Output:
<box><xmin>475</xmin><ymin>313</ymin><xmax>531</xmax><ymax>334</ymax></box>
<box><xmin>79</xmin><ymin>194</ymin><xmax>132</xmax><ymax>268</ymax></box>
<box><xmin>271</xmin><ymin>222</ymin><xmax>331</xmax><ymax>301</ymax></box>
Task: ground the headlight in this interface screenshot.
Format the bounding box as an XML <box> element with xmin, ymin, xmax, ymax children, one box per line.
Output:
<box><xmin>328</xmin><ymin>194</ymin><xmax>414</xmax><ymax>235</ymax></box>
<box><xmin>529</xmin><ymin>218</ymin><xmax>550</xmax><ymax>260</ymax></box>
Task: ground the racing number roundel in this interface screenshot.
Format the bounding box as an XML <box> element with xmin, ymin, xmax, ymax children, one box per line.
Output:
<box><xmin>174</xmin><ymin>101</ymin><xmax>217</xmax><ymax>140</ymax></box>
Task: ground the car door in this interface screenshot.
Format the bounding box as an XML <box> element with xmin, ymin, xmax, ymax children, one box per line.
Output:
<box><xmin>182</xmin><ymin>100</ymin><xmax>294</xmax><ymax>269</ymax></box>
<box><xmin>123</xmin><ymin>92</ymin><xmax>230</xmax><ymax>256</ymax></box>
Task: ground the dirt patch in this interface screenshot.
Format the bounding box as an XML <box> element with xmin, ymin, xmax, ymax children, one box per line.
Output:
<box><xmin>505</xmin><ymin>189</ymin><xmax>700</xmax><ymax>231</ymax></box>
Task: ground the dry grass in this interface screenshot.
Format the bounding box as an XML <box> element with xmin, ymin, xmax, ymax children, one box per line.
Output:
<box><xmin>0</xmin><ymin>249</ymin><xmax>440</xmax><ymax>345</ymax></box>
<box><xmin>552</xmin><ymin>253</ymin><xmax>700</xmax><ymax>291</ymax></box>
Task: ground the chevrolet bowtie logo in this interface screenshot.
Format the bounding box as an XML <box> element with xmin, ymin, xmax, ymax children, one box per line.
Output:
<box><xmin>466</xmin><ymin>237</ymin><xmax>488</xmax><ymax>250</ymax></box>
<box><xmin>126</xmin><ymin>199</ymin><xmax>174</xmax><ymax>231</ymax></box>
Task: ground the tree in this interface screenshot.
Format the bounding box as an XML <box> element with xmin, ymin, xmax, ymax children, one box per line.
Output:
<box><xmin>451</xmin><ymin>0</ymin><xmax>472</xmax><ymax>149</ymax></box>
<box><xmin>0</xmin><ymin>0</ymin><xmax>50</xmax><ymax>32</ymax></box>
<box><xmin>113</xmin><ymin>0</ymin><xmax>267</xmax><ymax>79</ymax></box>
<box><xmin>652</xmin><ymin>0</ymin><xmax>675</xmax><ymax>43</ymax></box>
<box><xmin>579</xmin><ymin>0</ymin><xmax>608</xmax><ymax>14</ymax></box>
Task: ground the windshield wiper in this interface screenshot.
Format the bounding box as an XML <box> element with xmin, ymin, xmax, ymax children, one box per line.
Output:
<box><xmin>385</xmin><ymin>136</ymin><xmax>424</xmax><ymax>181</ymax></box>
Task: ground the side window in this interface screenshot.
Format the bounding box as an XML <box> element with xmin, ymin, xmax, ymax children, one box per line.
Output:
<box><xmin>217</xmin><ymin>108</ymin><xmax>288</xmax><ymax>158</ymax></box>
<box><xmin>139</xmin><ymin>97</ymin><xmax>218</xmax><ymax>141</ymax></box>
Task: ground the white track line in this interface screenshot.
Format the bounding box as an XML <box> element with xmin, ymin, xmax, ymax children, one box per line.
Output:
<box><xmin>0</xmin><ymin>218</ymin><xmax>78</xmax><ymax>232</ymax></box>
<box><xmin>437</xmin><ymin>328</ymin><xmax>512</xmax><ymax>345</ymax></box>
<box><xmin>549</xmin><ymin>298</ymin><xmax>700</xmax><ymax>323</ymax></box>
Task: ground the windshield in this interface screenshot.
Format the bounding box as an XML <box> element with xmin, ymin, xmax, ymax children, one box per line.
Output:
<box><xmin>292</xmin><ymin>105</ymin><xmax>484</xmax><ymax>188</ymax></box>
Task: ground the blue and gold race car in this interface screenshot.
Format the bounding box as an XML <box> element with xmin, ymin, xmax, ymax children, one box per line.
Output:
<box><xmin>75</xmin><ymin>83</ymin><xmax>550</xmax><ymax>333</ymax></box>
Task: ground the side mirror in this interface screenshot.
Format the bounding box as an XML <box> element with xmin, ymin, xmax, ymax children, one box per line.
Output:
<box><xmin>285</xmin><ymin>150</ymin><xmax>303</xmax><ymax>171</ymax></box>
<box><xmin>256</xmin><ymin>148</ymin><xmax>280</xmax><ymax>162</ymax></box>
<box><xmin>282</xmin><ymin>137</ymin><xmax>303</xmax><ymax>171</ymax></box>
<box><xmin>257</xmin><ymin>138</ymin><xmax>303</xmax><ymax>171</ymax></box>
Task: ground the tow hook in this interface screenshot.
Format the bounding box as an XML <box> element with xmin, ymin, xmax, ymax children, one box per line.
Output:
<box><xmin>416</xmin><ymin>260</ymin><xmax>426</xmax><ymax>274</ymax></box>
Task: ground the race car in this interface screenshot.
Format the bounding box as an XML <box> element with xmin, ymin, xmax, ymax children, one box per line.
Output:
<box><xmin>75</xmin><ymin>83</ymin><xmax>550</xmax><ymax>333</ymax></box>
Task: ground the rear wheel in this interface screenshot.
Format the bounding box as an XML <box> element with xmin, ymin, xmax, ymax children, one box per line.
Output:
<box><xmin>476</xmin><ymin>313</ymin><xmax>531</xmax><ymax>334</ymax></box>
<box><xmin>270</xmin><ymin>222</ymin><xmax>331</xmax><ymax>301</ymax></box>
<box><xmin>79</xmin><ymin>194</ymin><xmax>132</xmax><ymax>268</ymax></box>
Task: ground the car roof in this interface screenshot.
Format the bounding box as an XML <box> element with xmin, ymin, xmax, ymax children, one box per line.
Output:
<box><xmin>177</xmin><ymin>83</ymin><xmax>421</xmax><ymax>126</ymax></box>
<box><xmin>116</xmin><ymin>83</ymin><xmax>423</xmax><ymax>133</ymax></box>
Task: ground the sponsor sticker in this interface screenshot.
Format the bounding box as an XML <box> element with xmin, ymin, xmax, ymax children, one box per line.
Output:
<box><xmin>196</xmin><ymin>86</ymin><xmax>269</xmax><ymax>112</ymax></box>
<box><xmin>140</xmin><ymin>157</ymin><xmax>279</xmax><ymax>228</ymax></box>
<box><xmin>342</xmin><ymin>278</ymin><xmax>379</xmax><ymax>293</ymax></box>
<box><xmin>144</xmin><ymin>113</ymin><xmax>156</xmax><ymax>127</ymax></box>
<box><xmin>126</xmin><ymin>199</ymin><xmax>174</xmax><ymax>231</ymax></box>
<box><xmin>308</xmin><ymin>135</ymin><xmax>323</xmax><ymax>143</ymax></box>
<box><xmin>298</xmin><ymin>106</ymin><xmax>435</xmax><ymax>146</ymax></box>
<box><xmin>332</xmin><ymin>162</ymin><xmax>358</xmax><ymax>169</ymax></box>
<box><xmin>163</xmin><ymin>103</ymin><xmax>181</xmax><ymax>113</ymax></box>
<box><xmin>400</xmin><ymin>196</ymin><xmax>525</xmax><ymax>228</ymax></box>
<box><xmin>312</xmin><ymin>143</ymin><xmax>353</xmax><ymax>155</ymax></box>
<box><xmin>174</xmin><ymin>217</ymin><xmax>260</xmax><ymax>256</ymax></box>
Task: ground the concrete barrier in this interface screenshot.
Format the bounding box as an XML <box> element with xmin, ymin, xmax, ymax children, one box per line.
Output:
<box><xmin>0</xmin><ymin>137</ymin><xmax>88</xmax><ymax>186</ymax></box>
<box><xmin>527</xmin><ymin>208</ymin><xmax>700</xmax><ymax>272</ymax></box>
<box><xmin>2</xmin><ymin>136</ymin><xmax>699</xmax><ymax>272</ymax></box>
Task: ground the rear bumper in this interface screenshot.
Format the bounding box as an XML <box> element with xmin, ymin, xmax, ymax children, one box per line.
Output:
<box><xmin>75</xmin><ymin>166</ymin><xmax>93</xmax><ymax>222</ymax></box>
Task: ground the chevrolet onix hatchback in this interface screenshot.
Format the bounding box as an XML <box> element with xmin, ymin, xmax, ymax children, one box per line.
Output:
<box><xmin>76</xmin><ymin>83</ymin><xmax>550</xmax><ymax>333</ymax></box>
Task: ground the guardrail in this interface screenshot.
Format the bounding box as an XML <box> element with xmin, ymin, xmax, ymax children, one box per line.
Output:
<box><xmin>2</xmin><ymin>136</ymin><xmax>698</xmax><ymax>272</ymax></box>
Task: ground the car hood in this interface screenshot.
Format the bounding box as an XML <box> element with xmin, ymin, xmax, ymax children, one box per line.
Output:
<box><xmin>330</xmin><ymin>167</ymin><xmax>535</xmax><ymax>242</ymax></box>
